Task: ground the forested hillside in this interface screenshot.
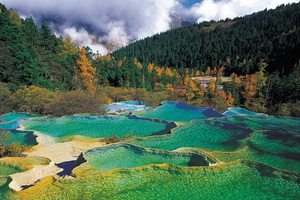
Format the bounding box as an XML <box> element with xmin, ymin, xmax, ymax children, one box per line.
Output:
<box><xmin>0</xmin><ymin>4</ymin><xmax>77</xmax><ymax>90</ymax></box>
<box><xmin>113</xmin><ymin>3</ymin><xmax>300</xmax><ymax>75</ymax></box>
<box><xmin>0</xmin><ymin>2</ymin><xmax>299</xmax><ymax>117</ymax></box>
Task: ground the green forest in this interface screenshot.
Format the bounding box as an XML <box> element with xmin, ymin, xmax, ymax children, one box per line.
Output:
<box><xmin>113</xmin><ymin>3</ymin><xmax>300</xmax><ymax>75</ymax></box>
<box><xmin>0</xmin><ymin>2</ymin><xmax>299</xmax><ymax>117</ymax></box>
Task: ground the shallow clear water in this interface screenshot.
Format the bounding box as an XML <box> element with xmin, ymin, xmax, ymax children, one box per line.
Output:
<box><xmin>0</xmin><ymin>164</ymin><xmax>22</xmax><ymax>200</ymax></box>
<box><xmin>106</xmin><ymin>101</ymin><xmax>148</xmax><ymax>113</ymax></box>
<box><xmin>134</xmin><ymin>119</ymin><xmax>251</xmax><ymax>151</ymax></box>
<box><xmin>85</xmin><ymin>144</ymin><xmax>209</xmax><ymax>172</ymax></box>
<box><xmin>23</xmin><ymin>115</ymin><xmax>172</xmax><ymax>138</ymax></box>
<box><xmin>135</xmin><ymin>102</ymin><xmax>223</xmax><ymax>122</ymax></box>
<box><xmin>0</xmin><ymin>112</ymin><xmax>39</xmax><ymax>129</ymax></box>
<box><xmin>0</xmin><ymin>112</ymin><xmax>38</xmax><ymax>122</ymax></box>
<box><xmin>2</xmin><ymin>106</ymin><xmax>300</xmax><ymax>199</ymax></box>
<box><xmin>223</xmin><ymin>107</ymin><xmax>267</xmax><ymax>117</ymax></box>
<box><xmin>0</xmin><ymin>177</ymin><xmax>11</xmax><ymax>200</ymax></box>
<box><xmin>133</xmin><ymin>115</ymin><xmax>300</xmax><ymax>172</ymax></box>
<box><xmin>0</xmin><ymin>119</ymin><xmax>25</xmax><ymax>129</ymax></box>
<box><xmin>0</xmin><ymin>130</ymin><xmax>37</xmax><ymax>146</ymax></box>
<box><xmin>18</xmin><ymin>161</ymin><xmax>300</xmax><ymax>200</ymax></box>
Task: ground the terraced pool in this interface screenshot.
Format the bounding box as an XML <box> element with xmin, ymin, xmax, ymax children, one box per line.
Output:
<box><xmin>0</xmin><ymin>163</ymin><xmax>22</xmax><ymax>199</ymax></box>
<box><xmin>23</xmin><ymin>115</ymin><xmax>175</xmax><ymax>139</ymax></box>
<box><xmin>1</xmin><ymin>103</ymin><xmax>299</xmax><ymax>200</ymax></box>
<box><xmin>135</xmin><ymin>101</ymin><xmax>223</xmax><ymax>122</ymax></box>
<box><xmin>223</xmin><ymin>107</ymin><xmax>268</xmax><ymax>117</ymax></box>
<box><xmin>17</xmin><ymin>161</ymin><xmax>300</xmax><ymax>200</ymax></box>
<box><xmin>0</xmin><ymin>113</ymin><xmax>38</xmax><ymax>122</ymax></box>
<box><xmin>205</xmin><ymin>116</ymin><xmax>300</xmax><ymax>172</ymax></box>
<box><xmin>134</xmin><ymin>119</ymin><xmax>252</xmax><ymax>151</ymax></box>
<box><xmin>0</xmin><ymin>130</ymin><xmax>37</xmax><ymax>146</ymax></box>
<box><xmin>0</xmin><ymin>113</ymin><xmax>39</xmax><ymax>129</ymax></box>
<box><xmin>84</xmin><ymin>144</ymin><xmax>210</xmax><ymax>172</ymax></box>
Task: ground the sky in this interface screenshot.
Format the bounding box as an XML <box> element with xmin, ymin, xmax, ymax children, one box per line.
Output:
<box><xmin>1</xmin><ymin>0</ymin><xmax>298</xmax><ymax>54</ymax></box>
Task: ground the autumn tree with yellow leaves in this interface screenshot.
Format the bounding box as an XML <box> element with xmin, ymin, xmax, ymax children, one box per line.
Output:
<box><xmin>74</xmin><ymin>47</ymin><xmax>97</xmax><ymax>94</ymax></box>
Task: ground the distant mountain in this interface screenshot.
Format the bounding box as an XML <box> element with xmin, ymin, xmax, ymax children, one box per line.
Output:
<box><xmin>181</xmin><ymin>21</ymin><xmax>194</xmax><ymax>27</ymax></box>
<box><xmin>113</xmin><ymin>3</ymin><xmax>300</xmax><ymax>75</ymax></box>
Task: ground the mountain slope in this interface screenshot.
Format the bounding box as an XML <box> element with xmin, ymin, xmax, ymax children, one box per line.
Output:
<box><xmin>113</xmin><ymin>3</ymin><xmax>300</xmax><ymax>75</ymax></box>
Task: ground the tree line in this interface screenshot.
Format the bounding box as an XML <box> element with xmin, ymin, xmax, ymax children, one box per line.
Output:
<box><xmin>0</xmin><ymin>3</ymin><xmax>299</xmax><ymax>117</ymax></box>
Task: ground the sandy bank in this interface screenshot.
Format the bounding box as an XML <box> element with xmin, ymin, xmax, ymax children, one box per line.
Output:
<box><xmin>9</xmin><ymin>131</ymin><xmax>106</xmax><ymax>191</ymax></box>
<box><xmin>27</xmin><ymin>132</ymin><xmax>106</xmax><ymax>163</ymax></box>
<box><xmin>9</xmin><ymin>162</ymin><xmax>61</xmax><ymax>191</ymax></box>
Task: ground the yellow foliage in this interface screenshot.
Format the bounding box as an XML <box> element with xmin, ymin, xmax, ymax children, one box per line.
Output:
<box><xmin>75</xmin><ymin>48</ymin><xmax>97</xmax><ymax>94</ymax></box>
<box><xmin>12</xmin><ymin>86</ymin><xmax>56</xmax><ymax>114</ymax></box>
<box><xmin>189</xmin><ymin>80</ymin><xmax>198</xmax><ymax>92</ymax></box>
<box><xmin>218</xmin><ymin>90</ymin><xmax>227</xmax><ymax>102</ymax></box>
<box><xmin>212</xmin><ymin>67</ymin><xmax>218</xmax><ymax>76</ymax></box>
<box><xmin>241</xmin><ymin>74</ymin><xmax>257</xmax><ymax>106</ymax></box>
<box><xmin>165</xmin><ymin>84</ymin><xmax>174</xmax><ymax>94</ymax></box>
<box><xmin>226</xmin><ymin>92</ymin><xmax>235</xmax><ymax>107</ymax></box>
<box><xmin>147</xmin><ymin>63</ymin><xmax>154</xmax><ymax>72</ymax></box>
<box><xmin>205</xmin><ymin>67</ymin><xmax>211</xmax><ymax>76</ymax></box>
<box><xmin>99</xmin><ymin>54</ymin><xmax>112</xmax><ymax>62</ymax></box>
<box><xmin>133</xmin><ymin>58</ymin><xmax>143</xmax><ymax>69</ymax></box>
<box><xmin>197</xmin><ymin>86</ymin><xmax>205</xmax><ymax>97</ymax></box>
<box><xmin>8</xmin><ymin>11</ymin><xmax>21</xmax><ymax>26</ymax></box>
<box><xmin>156</xmin><ymin>67</ymin><xmax>164</xmax><ymax>77</ymax></box>
<box><xmin>208</xmin><ymin>80</ymin><xmax>216</xmax><ymax>94</ymax></box>
<box><xmin>195</xmin><ymin>70</ymin><xmax>202</xmax><ymax>77</ymax></box>
<box><xmin>117</xmin><ymin>60</ymin><xmax>123</xmax><ymax>67</ymax></box>
<box><xmin>165</xmin><ymin>67</ymin><xmax>173</xmax><ymax>77</ymax></box>
<box><xmin>60</xmin><ymin>35</ymin><xmax>78</xmax><ymax>57</ymax></box>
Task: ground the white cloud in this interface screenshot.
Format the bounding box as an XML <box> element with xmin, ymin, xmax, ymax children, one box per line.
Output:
<box><xmin>1</xmin><ymin>0</ymin><xmax>177</xmax><ymax>54</ymax></box>
<box><xmin>64</xmin><ymin>27</ymin><xmax>109</xmax><ymax>54</ymax></box>
<box><xmin>188</xmin><ymin>0</ymin><xmax>299</xmax><ymax>23</ymax></box>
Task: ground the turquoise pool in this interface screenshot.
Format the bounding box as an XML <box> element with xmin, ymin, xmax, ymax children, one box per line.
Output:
<box><xmin>23</xmin><ymin>115</ymin><xmax>175</xmax><ymax>138</ymax></box>
<box><xmin>84</xmin><ymin>144</ymin><xmax>210</xmax><ymax>172</ymax></box>
<box><xmin>135</xmin><ymin>102</ymin><xmax>223</xmax><ymax>122</ymax></box>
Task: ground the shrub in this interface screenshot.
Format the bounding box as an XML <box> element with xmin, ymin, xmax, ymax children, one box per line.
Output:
<box><xmin>0</xmin><ymin>132</ymin><xmax>28</xmax><ymax>157</ymax></box>
<box><xmin>277</xmin><ymin>101</ymin><xmax>300</xmax><ymax>117</ymax></box>
<box><xmin>0</xmin><ymin>82</ymin><xmax>13</xmax><ymax>114</ymax></box>
<box><xmin>11</xmin><ymin>86</ymin><xmax>56</xmax><ymax>114</ymax></box>
<box><xmin>49</xmin><ymin>90</ymin><xmax>105</xmax><ymax>116</ymax></box>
